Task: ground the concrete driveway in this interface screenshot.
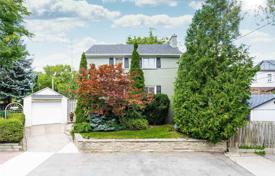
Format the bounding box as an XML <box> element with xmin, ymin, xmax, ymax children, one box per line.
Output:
<box><xmin>27</xmin><ymin>152</ymin><xmax>253</xmax><ymax>176</ymax></box>
<box><xmin>25</xmin><ymin>124</ymin><xmax>71</xmax><ymax>152</ymax></box>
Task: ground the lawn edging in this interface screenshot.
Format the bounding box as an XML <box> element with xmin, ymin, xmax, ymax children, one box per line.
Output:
<box><xmin>74</xmin><ymin>133</ymin><xmax>227</xmax><ymax>153</ymax></box>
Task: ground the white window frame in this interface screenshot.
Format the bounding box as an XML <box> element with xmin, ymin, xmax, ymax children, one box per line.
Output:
<box><xmin>142</xmin><ymin>57</ymin><xmax>157</xmax><ymax>69</ymax></box>
<box><xmin>145</xmin><ymin>86</ymin><xmax>157</xmax><ymax>94</ymax></box>
<box><xmin>267</xmin><ymin>73</ymin><xmax>272</xmax><ymax>83</ymax></box>
<box><xmin>113</xmin><ymin>57</ymin><xmax>124</xmax><ymax>68</ymax></box>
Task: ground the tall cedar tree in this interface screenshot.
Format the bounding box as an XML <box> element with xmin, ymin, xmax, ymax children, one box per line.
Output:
<box><xmin>75</xmin><ymin>52</ymin><xmax>88</xmax><ymax>123</ymax></box>
<box><xmin>0</xmin><ymin>0</ymin><xmax>31</xmax><ymax>67</ymax></box>
<box><xmin>0</xmin><ymin>58</ymin><xmax>35</xmax><ymax>104</ymax></box>
<box><xmin>130</xmin><ymin>43</ymin><xmax>145</xmax><ymax>93</ymax></box>
<box><xmin>173</xmin><ymin>0</ymin><xmax>258</xmax><ymax>143</ymax></box>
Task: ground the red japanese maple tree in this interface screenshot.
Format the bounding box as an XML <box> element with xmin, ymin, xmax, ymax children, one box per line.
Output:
<box><xmin>77</xmin><ymin>64</ymin><xmax>150</xmax><ymax>117</ymax></box>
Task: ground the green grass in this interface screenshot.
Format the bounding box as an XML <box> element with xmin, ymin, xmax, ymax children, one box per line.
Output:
<box><xmin>255</xmin><ymin>150</ymin><xmax>266</xmax><ymax>156</ymax></box>
<box><xmin>239</xmin><ymin>145</ymin><xmax>265</xmax><ymax>150</ymax></box>
<box><xmin>81</xmin><ymin>125</ymin><xmax>186</xmax><ymax>139</ymax></box>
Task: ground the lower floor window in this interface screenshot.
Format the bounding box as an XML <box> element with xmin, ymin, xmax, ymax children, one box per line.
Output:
<box><xmin>145</xmin><ymin>85</ymin><xmax>161</xmax><ymax>94</ymax></box>
<box><xmin>145</xmin><ymin>86</ymin><xmax>155</xmax><ymax>94</ymax></box>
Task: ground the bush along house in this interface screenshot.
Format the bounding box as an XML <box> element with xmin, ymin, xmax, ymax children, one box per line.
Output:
<box><xmin>85</xmin><ymin>35</ymin><xmax>182</xmax><ymax>99</ymax></box>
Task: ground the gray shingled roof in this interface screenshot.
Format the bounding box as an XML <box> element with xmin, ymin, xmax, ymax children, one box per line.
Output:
<box><xmin>258</xmin><ymin>60</ymin><xmax>275</xmax><ymax>71</ymax></box>
<box><xmin>249</xmin><ymin>94</ymin><xmax>275</xmax><ymax>109</ymax></box>
<box><xmin>31</xmin><ymin>95</ymin><xmax>63</xmax><ymax>99</ymax></box>
<box><xmin>86</xmin><ymin>44</ymin><xmax>182</xmax><ymax>56</ymax></box>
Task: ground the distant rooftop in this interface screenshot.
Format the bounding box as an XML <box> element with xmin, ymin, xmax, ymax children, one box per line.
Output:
<box><xmin>86</xmin><ymin>44</ymin><xmax>182</xmax><ymax>56</ymax></box>
<box><xmin>249</xmin><ymin>94</ymin><xmax>275</xmax><ymax>109</ymax></box>
<box><xmin>257</xmin><ymin>60</ymin><xmax>275</xmax><ymax>71</ymax></box>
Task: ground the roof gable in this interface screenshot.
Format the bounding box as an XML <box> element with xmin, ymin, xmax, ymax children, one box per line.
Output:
<box><xmin>33</xmin><ymin>87</ymin><xmax>61</xmax><ymax>96</ymax></box>
<box><xmin>257</xmin><ymin>60</ymin><xmax>275</xmax><ymax>71</ymax></box>
<box><xmin>86</xmin><ymin>44</ymin><xmax>182</xmax><ymax>56</ymax></box>
<box><xmin>249</xmin><ymin>94</ymin><xmax>275</xmax><ymax>109</ymax></box>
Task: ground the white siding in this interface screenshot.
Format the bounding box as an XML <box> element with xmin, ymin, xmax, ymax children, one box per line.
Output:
<box><xmin>251</xmin><ymin>71</ymin><xmax>275</xmax><ymax>87</ymax></box>
<box><xmin>251</xmin><ymin>100</ymin><xmax>275</xmax><ymax>121</ymax></box>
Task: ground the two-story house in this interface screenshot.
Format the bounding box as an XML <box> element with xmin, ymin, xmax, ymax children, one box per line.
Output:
<box><xmin>251</xmin><ymin>60</ymin><xmax>275</xmax><ymax>94</ymax></box>
<box><xmin>85</xmin><ymin>35</ymin><xmax>182</xmax><ymax>99</ymax></box>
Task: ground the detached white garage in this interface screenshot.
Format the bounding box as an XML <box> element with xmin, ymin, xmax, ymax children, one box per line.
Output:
<box><xmin>24</xmin><ymin>88</ymin><xmax>68</xmax><ymax>127</ymax></box>
<box><xmin>249</xmin><ymin>94</ymin><xmax>275</xmax><ymax>121</ymax></box>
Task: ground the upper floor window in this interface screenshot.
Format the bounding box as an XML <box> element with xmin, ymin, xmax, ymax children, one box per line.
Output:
<box><xmin>142</xmin><ymin>58</ymin><xmax>156</xmax><ymax>69</ymax></box>
<box><xmin>267</xmin><ymin>74</ymin><xmax>272</xmax><ymax>83</ymax></box>
<box><xmin>109</xmin><ymin>57</ymin><xmax>129</xmax><ymax>69</ymax></box>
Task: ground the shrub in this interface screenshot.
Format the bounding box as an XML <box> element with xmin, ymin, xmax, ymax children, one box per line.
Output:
<box><xmin>73</xmin><ymin>122</ymin><xmax>91</xmax><ymax>133</ymax></box>
<box><xmin>8</xmin><ymin>113</ymin><xmax>25</xmax><ymax>125</ymax></box>
<box><xmin>144</xmin><ymin>94</ymin><xmax>170</xmax><ymax>125</ymax></box>
<box><xmin>0</xmin><ymin>113</ymin><xmax>25</xmax><ymax>143</ymax></box>
<box><xmin>122</xmin><ymin>118</ymin><xmax>149</xmax><ymax>130</ymax></box>
<box><xmin>90</xmin><ymin>114</ymin><xmax>122</xmax><ymax>131</ymax></box>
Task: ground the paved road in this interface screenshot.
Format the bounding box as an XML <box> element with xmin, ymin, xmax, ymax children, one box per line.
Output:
<box><xmin>27</xmin><ymin>152</ymin><xmax>253</xmax><ymax>176</ymax></box>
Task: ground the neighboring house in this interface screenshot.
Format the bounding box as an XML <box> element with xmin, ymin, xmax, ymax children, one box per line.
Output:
<box><xmin>23</xmin><ymin>87</ymin><xmax>68</xmax><ymax>127</ymax></box>
<box><xmin>85</xmin><ymin>35</ymin><xmax>182</xmax><ymax>99</ymax></box>
<box><xmin>249</xmin><ymin>94</ymin><xmax>275</xmax><ymax>121</ymax></box>
<box><xmin>251</xmin><ymin>60</ymin><xmax>275</xmax><ymax>94</ymax></box>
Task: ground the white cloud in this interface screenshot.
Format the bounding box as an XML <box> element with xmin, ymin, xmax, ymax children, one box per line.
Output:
<box><xmin>25</xmin><ymin>18</ymin><xmax>86</xmax><ymax>43</ymax></box>
<box><xmin>113</xmin><ymin>14</ymin><xmax>193</xmax><ymax>28</ymax></box>
<box><xmin>26</xmin><ymin>0</ymin><xmax>120</xmax><ymax>20</ymax></box>
<box><xmin>135</xmin><ymin>0</ymin><xmax>179</xmax><ymax>6</ymax></box>
<box><xmin>240</xmin><ymin>0</ymin><xmax>267</xmax><ymax>12</ymax></box>
<box><xmin>188</xmin><ymin>0</ymin><xmax>203</xmax><ymax>10</ymax></box>
<box><xmin>32</xmin><ymin>37</ymin><xmax>101</xmax><ymax>71</ymax></box>
<box><xmin>239</xmin><ymin>29</ymin><xmax>275</xmax><ymax>44</ymax></box>
<box><xmin>102</xmin><ymin>0</ymin><xmax>179</xmax><ymax>6</ymax></box>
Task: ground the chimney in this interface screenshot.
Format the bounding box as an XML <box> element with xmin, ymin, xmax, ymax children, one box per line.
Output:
<box><xmin>169</xmin><ymin>34</ymin><xmax>178</xmax><ymax>48</ymax></box>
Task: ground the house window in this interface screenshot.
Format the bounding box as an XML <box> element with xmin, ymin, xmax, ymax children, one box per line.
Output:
<box><xmin>109</xmin><ymin>57</ymin><xmax>129</xmax><ymax>69</ymax></box>
<box><xmin>267</xmin><ymin>74</ymin><xmax>272</xmax><ymax>83</ymax></box>
<box><xmin>142</xmin><ymin>58</ymin><xmax>156</xmax><ymax>69</ymax></box>
<box><xmin>145</xmin><ymin>85</ymin><xmax>161</xmax><ymax>94</ymax></box>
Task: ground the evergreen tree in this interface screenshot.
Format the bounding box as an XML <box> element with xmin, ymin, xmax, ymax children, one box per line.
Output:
<box><xmin>130</xmin><ymin>43</ymin><xmax>145</xmax><ymax>92</ymax></box>
<box><xmin>173</xmin><ymin>0</ymin><xmax>258</xmax><ymax>143</ymax></box>
<box><xmin>79</xmin><ymin>52</ymin><xmax>87</xmax><ymax>70</ymax></box>
<box><xmin>75</xmin><ymin>52</ymin><xmax>88</xmax><ymax>123</ymax></box>
<box><xmin>0</xmin><ymin>0</ymin><xmax>31</xmax><ymax>67</ymax></box>
<box><xmin>0</xmin><ymin>58</ymin><xmax>35</xmax><ymax>104</ymax></box>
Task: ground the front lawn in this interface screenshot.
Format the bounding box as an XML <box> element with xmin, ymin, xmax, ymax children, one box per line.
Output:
<box><xmin>81</xmin><ymin>125</ymin><xmax>186</xmax><ymax>139</ymax></box>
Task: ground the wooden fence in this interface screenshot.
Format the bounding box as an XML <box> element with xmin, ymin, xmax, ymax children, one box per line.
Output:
<box><xmin>229</xmin><ymin>121</ymin><xmax>275</xmax><ymax>148</ymax></box>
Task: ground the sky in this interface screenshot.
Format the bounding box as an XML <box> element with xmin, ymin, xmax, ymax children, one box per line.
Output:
<box><xmin>23</xmin><ymin>0</ymin><xmax>275</xmax><ymax>71</ymax></box>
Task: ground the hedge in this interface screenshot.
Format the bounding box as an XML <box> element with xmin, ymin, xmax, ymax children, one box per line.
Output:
<box><xmin>0</xmin><ymin>113</ymin><xmax>25</xmax><ymax>143</ymax></box>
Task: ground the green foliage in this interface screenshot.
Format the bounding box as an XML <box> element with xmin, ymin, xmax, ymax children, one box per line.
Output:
<box><xmin>34</xmin><ymin>65</ymin><xmax>77</xmax><ymax>98</ymax></box>
<box><xmin>144</xmin><ymin>94</ymin><xmax>170</xmax><ymax>125</ymax></box>
<box><xmin>89</xmin><ymin>114</ymin><xmax>122</xmax><ymax>131</ymax></box>
<box><xmin>173</xmin><ymin>0</ymin><xmax>258</xmax><ymax>143</ymax></box>
<box><xmin>255</xmin><ymin>150</ymin><xmax>266</xmax><ymax>156</ymax></box>
<box><xmin>73</xmin><ymin>122</ymin><xmax>91</xmax><ymax>133</ymax></box>
<box><xmin>122</xmin><ymin>118</ymin><xmax>149</xmax><ymax>130</ymax></box>
<box><xmin>75</xmin><ymin>100</ymin><xmax>88</xmax><ymax>123</ymax></box>
<box><xmin>129</xmin><ymin>43</ymin><xmax>145</xmax><ymax>91</ymax></box>
<box><xmin>127</xmin><ymin>29</ymin><xmax>167</xmax><ymax>44</ymax></box>
<box><xmin>7</xmin><ymin>113</ymin><xmax>25</xmax><ymax>125</ymax></box>
<box><xmin>239</xmin><ymin>145</ymin><xmax>265</xmax><ymax>150</ymax></box>
<box><xmin>0</xmin><ymin>0</ymin><xmax>32</xmax><ymax>67</ymax></box>
<box><xmin>81</xmin><ymin>125</ymin><xmax>185</xmax><ymax>139</ymax></box>
<box><xmin>0</xmin><ymin>58</ymin><xmax>35</xmax><ymax>102</ymax></box>
<box><xmin>79</xmin><ymin>52</ymin><xmax>87</xmax><ymax>70</ymax></box>
<box><xmin>0</xmin><ymin>113</ymin><xmax>25</xmax><ymax>143</ymax></box>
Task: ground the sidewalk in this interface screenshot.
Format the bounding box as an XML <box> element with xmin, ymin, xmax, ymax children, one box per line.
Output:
<box><xmin>226</xmin><ymin>152</ymin><xmax>275</xmax><ymax>176</ymax></box>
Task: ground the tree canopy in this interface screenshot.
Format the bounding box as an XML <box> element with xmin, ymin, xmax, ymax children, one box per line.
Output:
<box><xmin>173</xmin><ymin>0</ymin><xmax>258</xmax><ymax>143</ymax></box>
<box><xmin>0</xmin><ymin>58</ymin><xmax>35</xmax><ymax>103</ymax></box>
<box><xmin>127</xmin><ymin>29</ymin><xmax>167</xmax><ymax>44</ymax></box>
<box><xmin>34</xmin><ymin>65</ymin><xmax>77</xmax><ymax>98</ymax></box>
<box><xmin>0</xmin><ymin>0</ymin><xmax>31</xmax><ymax>67</ymax></box>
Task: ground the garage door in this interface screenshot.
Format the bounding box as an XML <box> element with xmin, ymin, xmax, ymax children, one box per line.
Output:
<box><xmin>251</xmin><ymin>109</ymin><xmax>275</xmax><ymax>121</ymax></box>
<box><xmin>31</xmin><ymin>101</ymin><xmax>64</xmax><ymax>125</ymax></box>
